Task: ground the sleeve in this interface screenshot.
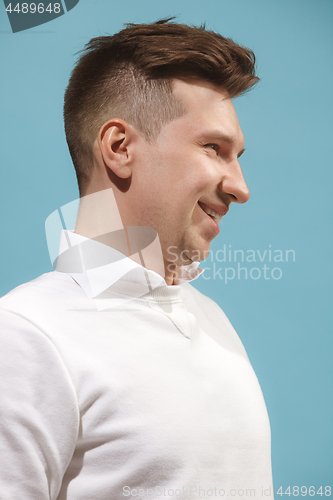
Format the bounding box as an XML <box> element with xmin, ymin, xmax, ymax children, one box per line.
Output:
<box><xmin>0</xmin><ymin>309</ymin><xmax>80</xmax><ymax>500</ymax></box>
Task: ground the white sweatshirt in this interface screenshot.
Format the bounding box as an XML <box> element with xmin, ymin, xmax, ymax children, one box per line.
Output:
<box><xmin>0</xmin><ymin>233</ymin><xmax>273</xmax><ymax>500</ymax></box>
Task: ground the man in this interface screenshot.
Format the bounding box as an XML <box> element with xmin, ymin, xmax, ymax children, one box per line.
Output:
<box><xmin>0</xmin><ymin>20</ymin><xmax>273</xmax><ymax>499</ymax></box>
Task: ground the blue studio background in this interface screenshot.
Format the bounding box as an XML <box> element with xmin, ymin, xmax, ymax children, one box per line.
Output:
<box><xmin>1</xmin><ymin>0</ymin><xmax>332</xmax><ymax>495</ymax></box>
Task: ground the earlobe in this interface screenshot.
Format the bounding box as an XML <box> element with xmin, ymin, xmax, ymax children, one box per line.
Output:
<box><xmin>98</xmin><ymin>119</ymin><xmax>132</xmax><ymax>179</ymax></box>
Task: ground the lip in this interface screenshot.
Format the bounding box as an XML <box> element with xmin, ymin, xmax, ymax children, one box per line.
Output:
<box><xmin>198</xmin><ymin>200</ymin><xmax>229</xmax><ymax>218</ymax></box>
<box><xmin>197</xmin><ymin>201</ymin><xmax>228</xmax><ymax>235</ymax></box>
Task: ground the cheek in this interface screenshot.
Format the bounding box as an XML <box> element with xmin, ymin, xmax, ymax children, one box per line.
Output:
<box><xmin>140</xmin><ymin>147</ymin><xmax>215</xmax><ymax>210</ymax></box>
<box><xmin>181</xmin><ymin>165</ymin><xmax>216</xmax><ymax>199</ymax></box>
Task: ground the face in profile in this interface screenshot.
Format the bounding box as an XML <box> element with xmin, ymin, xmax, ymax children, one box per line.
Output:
<box><xmin>126</xmin><ymin>79</ymin><xmax>250</xmax><ymax>268</ymax></box>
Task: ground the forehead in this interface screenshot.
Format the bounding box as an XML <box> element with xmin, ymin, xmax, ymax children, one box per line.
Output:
<box><xmin>170</xmin><ymin>79</ymin><xmax>243</xmax><ymax>144</ymax></box>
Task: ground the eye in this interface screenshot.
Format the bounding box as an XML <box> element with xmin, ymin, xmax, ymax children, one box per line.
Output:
<box><xmin>205</xmin><ymin>143</ymin><xmax>219</xmax><ymax>154</ymax></box>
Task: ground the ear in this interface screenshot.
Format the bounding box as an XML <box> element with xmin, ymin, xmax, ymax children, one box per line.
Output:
<box><xmin>98</xmin><ymin>119</ymin><xmax>133</xmax><ymax>179</ymax></box>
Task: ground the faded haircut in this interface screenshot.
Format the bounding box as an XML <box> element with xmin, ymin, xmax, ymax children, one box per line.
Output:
<box><xmin>64</xmin><ymin>19</ymin><xmax>259</xmax><ymax>194</ymax></box>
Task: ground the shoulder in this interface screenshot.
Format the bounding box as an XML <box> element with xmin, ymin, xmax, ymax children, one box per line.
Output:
<box><xmin>0</xmin><ymin>271</ymin><xmax>81</xmax><ymax>358</ymax></box>
<box><xmin>0</xmin><ymin>271</ymin><xmax>80</xmax><ymax>315</ymax></box>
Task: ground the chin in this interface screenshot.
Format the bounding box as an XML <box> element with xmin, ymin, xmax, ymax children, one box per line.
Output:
<box><xmin>192</xmin><ymin>233</ymin><xmax>215</xmax><ymax>261</ymax></box>
<box><xmin>163</xmin><ymin>231</ymin><xmax>213</xmax><ymax>266</ymax></box>
<box><xmin>188</xmin><ymin>247</ymin><xmax>210</xmax><ymax>263</ymax></box>
<box><xmin>180</xmin><ymin>239</ymin><xmax>212</xmax><ymax>264</ymax></box>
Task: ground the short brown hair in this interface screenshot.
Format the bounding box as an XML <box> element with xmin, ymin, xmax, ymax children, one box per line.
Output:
<box><xmin>64</xmin><ymin>19</ymin><xmax>259</xmax><ymax>194</ymax></box>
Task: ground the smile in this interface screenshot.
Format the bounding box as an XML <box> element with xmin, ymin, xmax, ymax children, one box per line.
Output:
<box><xmin>197</xmin><ymin>201</ymin><xmax>225</xmax><ymax>225</ymax></box>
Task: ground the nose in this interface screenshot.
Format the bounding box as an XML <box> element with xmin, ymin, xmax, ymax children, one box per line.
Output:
<box><xmin>220</xmin><ymin>161</ymin><xmax>250</xmax><ymax>204</ymax></box>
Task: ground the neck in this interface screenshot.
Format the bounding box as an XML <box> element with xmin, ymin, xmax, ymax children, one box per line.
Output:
<box><xmin>75</xmin><ymin>189</ymin><xmax>180</xmax><ymax>286</ymax></box>
<box><xmin>163</xmin><ymin>262</ymin><xmax>180</xmax><ymax>286</ymax></box>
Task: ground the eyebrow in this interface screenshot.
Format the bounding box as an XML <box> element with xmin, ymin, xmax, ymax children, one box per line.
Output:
<box><xmin>202</xmin><ymin>131</ymin><xmax>246</xmax><ymax>158</ymax></box>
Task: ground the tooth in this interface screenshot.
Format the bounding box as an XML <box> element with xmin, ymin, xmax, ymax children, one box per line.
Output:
<box><xmin>202</xmin><ymin>205</ymin><xmax>218</xmax><ymax>219</ymax></box>
<box><xmin>199</xmin><ymin>202</ymin><xmax>223</xmax><ymax>223</ymax></box>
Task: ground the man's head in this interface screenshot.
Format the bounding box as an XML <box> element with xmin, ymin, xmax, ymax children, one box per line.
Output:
<box><xmin>64</xmin><ymin>19</ymin><xmax>258</xmax><ymax>195</ymax></box>
<box><xmin>65</xmin><ymin>20</ymin><xmax>258</xmax><ymax>279</ymax></box>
